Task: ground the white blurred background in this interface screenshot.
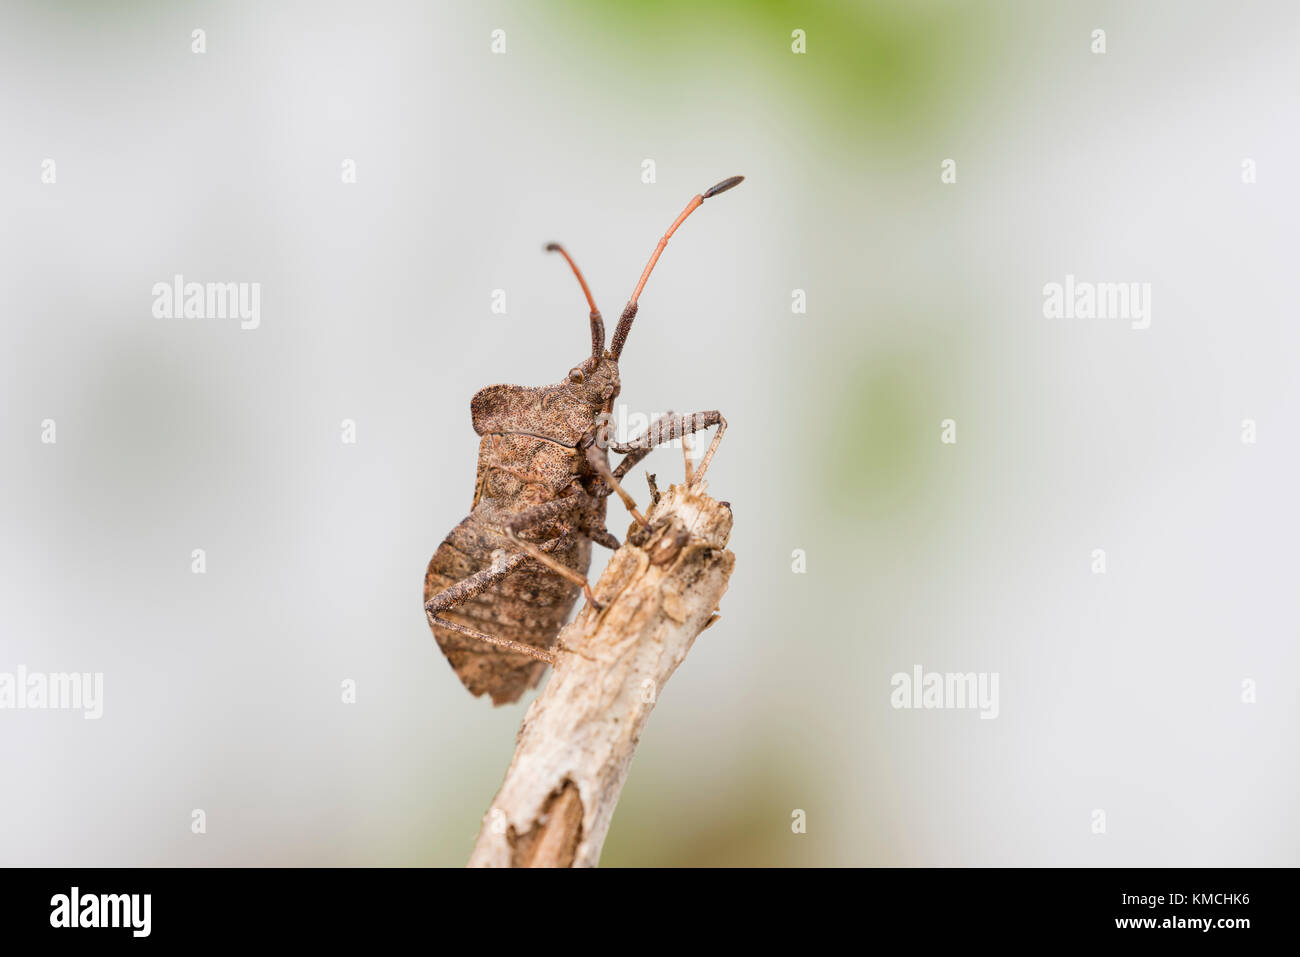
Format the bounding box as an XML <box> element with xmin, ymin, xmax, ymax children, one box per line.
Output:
<box><xmin>1</xmin><ymin>0</ymin><xmax>1296</xmax><ymax>865</ymax></box>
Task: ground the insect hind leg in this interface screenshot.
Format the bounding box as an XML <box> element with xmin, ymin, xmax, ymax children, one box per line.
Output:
<box><xmin>427</xmin><ymin>488</ymin><xmax>603</xmax><ymax>666</ymax></box>
<box><xmin>424</xmin><ymin>548</ymin><xmax>558</xmax><ymax>665</ymax></box>
<box><xmin>424</xmin><ymin>506</ymin><xmax>578</xmax><ymax>666</ymax></box>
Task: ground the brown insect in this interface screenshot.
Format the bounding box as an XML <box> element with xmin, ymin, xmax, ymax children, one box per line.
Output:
<box><xmin>423</xmin><ymin>175</ymin><xmax>743</xmax><ymax>704</ymax></box>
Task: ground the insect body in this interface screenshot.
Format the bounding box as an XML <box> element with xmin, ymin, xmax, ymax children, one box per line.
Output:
<box><xmin>424</xmin><ymin>176</ymin><xmax>742</xmax><ymax>704</ymax></box>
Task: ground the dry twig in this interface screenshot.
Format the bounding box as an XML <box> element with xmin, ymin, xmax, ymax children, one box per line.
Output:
<box><xmin>467</xmin><ymin>476</ymin><xmax>735</xmax><ymax>867</ymax></box>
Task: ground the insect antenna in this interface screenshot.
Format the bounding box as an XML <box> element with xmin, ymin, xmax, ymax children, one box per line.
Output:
<box><xmin>545</xmin><ymin>243</ymin><xmax>605</xmax><ymax>358</ymax></box>
<box><xmin>609</xmin><ymin>175</ymin><xmax>744</xmax><ymax>360</ymax></box>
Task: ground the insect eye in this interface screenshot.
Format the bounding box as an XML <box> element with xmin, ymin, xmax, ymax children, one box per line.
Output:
<box><xmin>568</xmin><ymin>368</ymin><xmax>585</xmax><ymax>384</ymax></box>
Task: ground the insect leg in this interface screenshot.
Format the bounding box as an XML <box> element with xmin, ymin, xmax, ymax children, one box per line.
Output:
<box><xmin>610</xmin><ymin>411</ymin><xmax>727</xmax><ymax>485</ymax></box>
<box><xmin>506</xmin><ymin>526</ymin><xmax>604</xmax><ymax>611</ymax></box>
<box><xmin>607</xmin><ymin>410</ymin><xmax>673</xmax><ymax>481</ymax></box>
<box><xmin>690</xmin><ymin>414</ymin><xmax>727</xmax><ymax>485</ymax></box>
<box><xmin>425</xmin><ymin>546</ymin><xmax>562</xmax><ymax>665</ymax></box>
<box><xmin>585</xmin><ymin>526</ymin><xmax>621</xmax><ymax>551</ymax></box>
<box><xmin>584</xmin><ymin>443</ymin><xmax>649</xmax><ymax>529</ymax></box>
<box><xmin>502</xmin><ymin>492</ymin><xmax>606</xmax><ymax>609</ymax></box>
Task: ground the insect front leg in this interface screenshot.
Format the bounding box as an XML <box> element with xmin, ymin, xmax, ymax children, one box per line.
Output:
<box><xmin>609</xmin><ymin>410</ymin><xmax>728</xmax><ymax>485</ymax></box>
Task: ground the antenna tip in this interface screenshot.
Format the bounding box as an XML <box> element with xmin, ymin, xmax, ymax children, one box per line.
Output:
<box><xmin>703</xmin><ymin>175</ymin><xmax>744</xmax><ymax>199</ymax></box>
<box><xmin>544</xmin><ymin>242</ymin><xmax>562</xmax><ymax>253</ymax></box>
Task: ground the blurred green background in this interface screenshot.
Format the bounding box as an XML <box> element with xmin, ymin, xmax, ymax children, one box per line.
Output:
<box><xmin>2</xmin><ymin>0</ymin><xmax>1297</xmax><ymax>866</ymax></box>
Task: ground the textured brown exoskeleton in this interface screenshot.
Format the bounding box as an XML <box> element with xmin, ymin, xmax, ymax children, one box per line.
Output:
<box><xmin>423</xmin><ymin>176</ymin><xmax>742</xmax><ymax>704</ymax></box>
